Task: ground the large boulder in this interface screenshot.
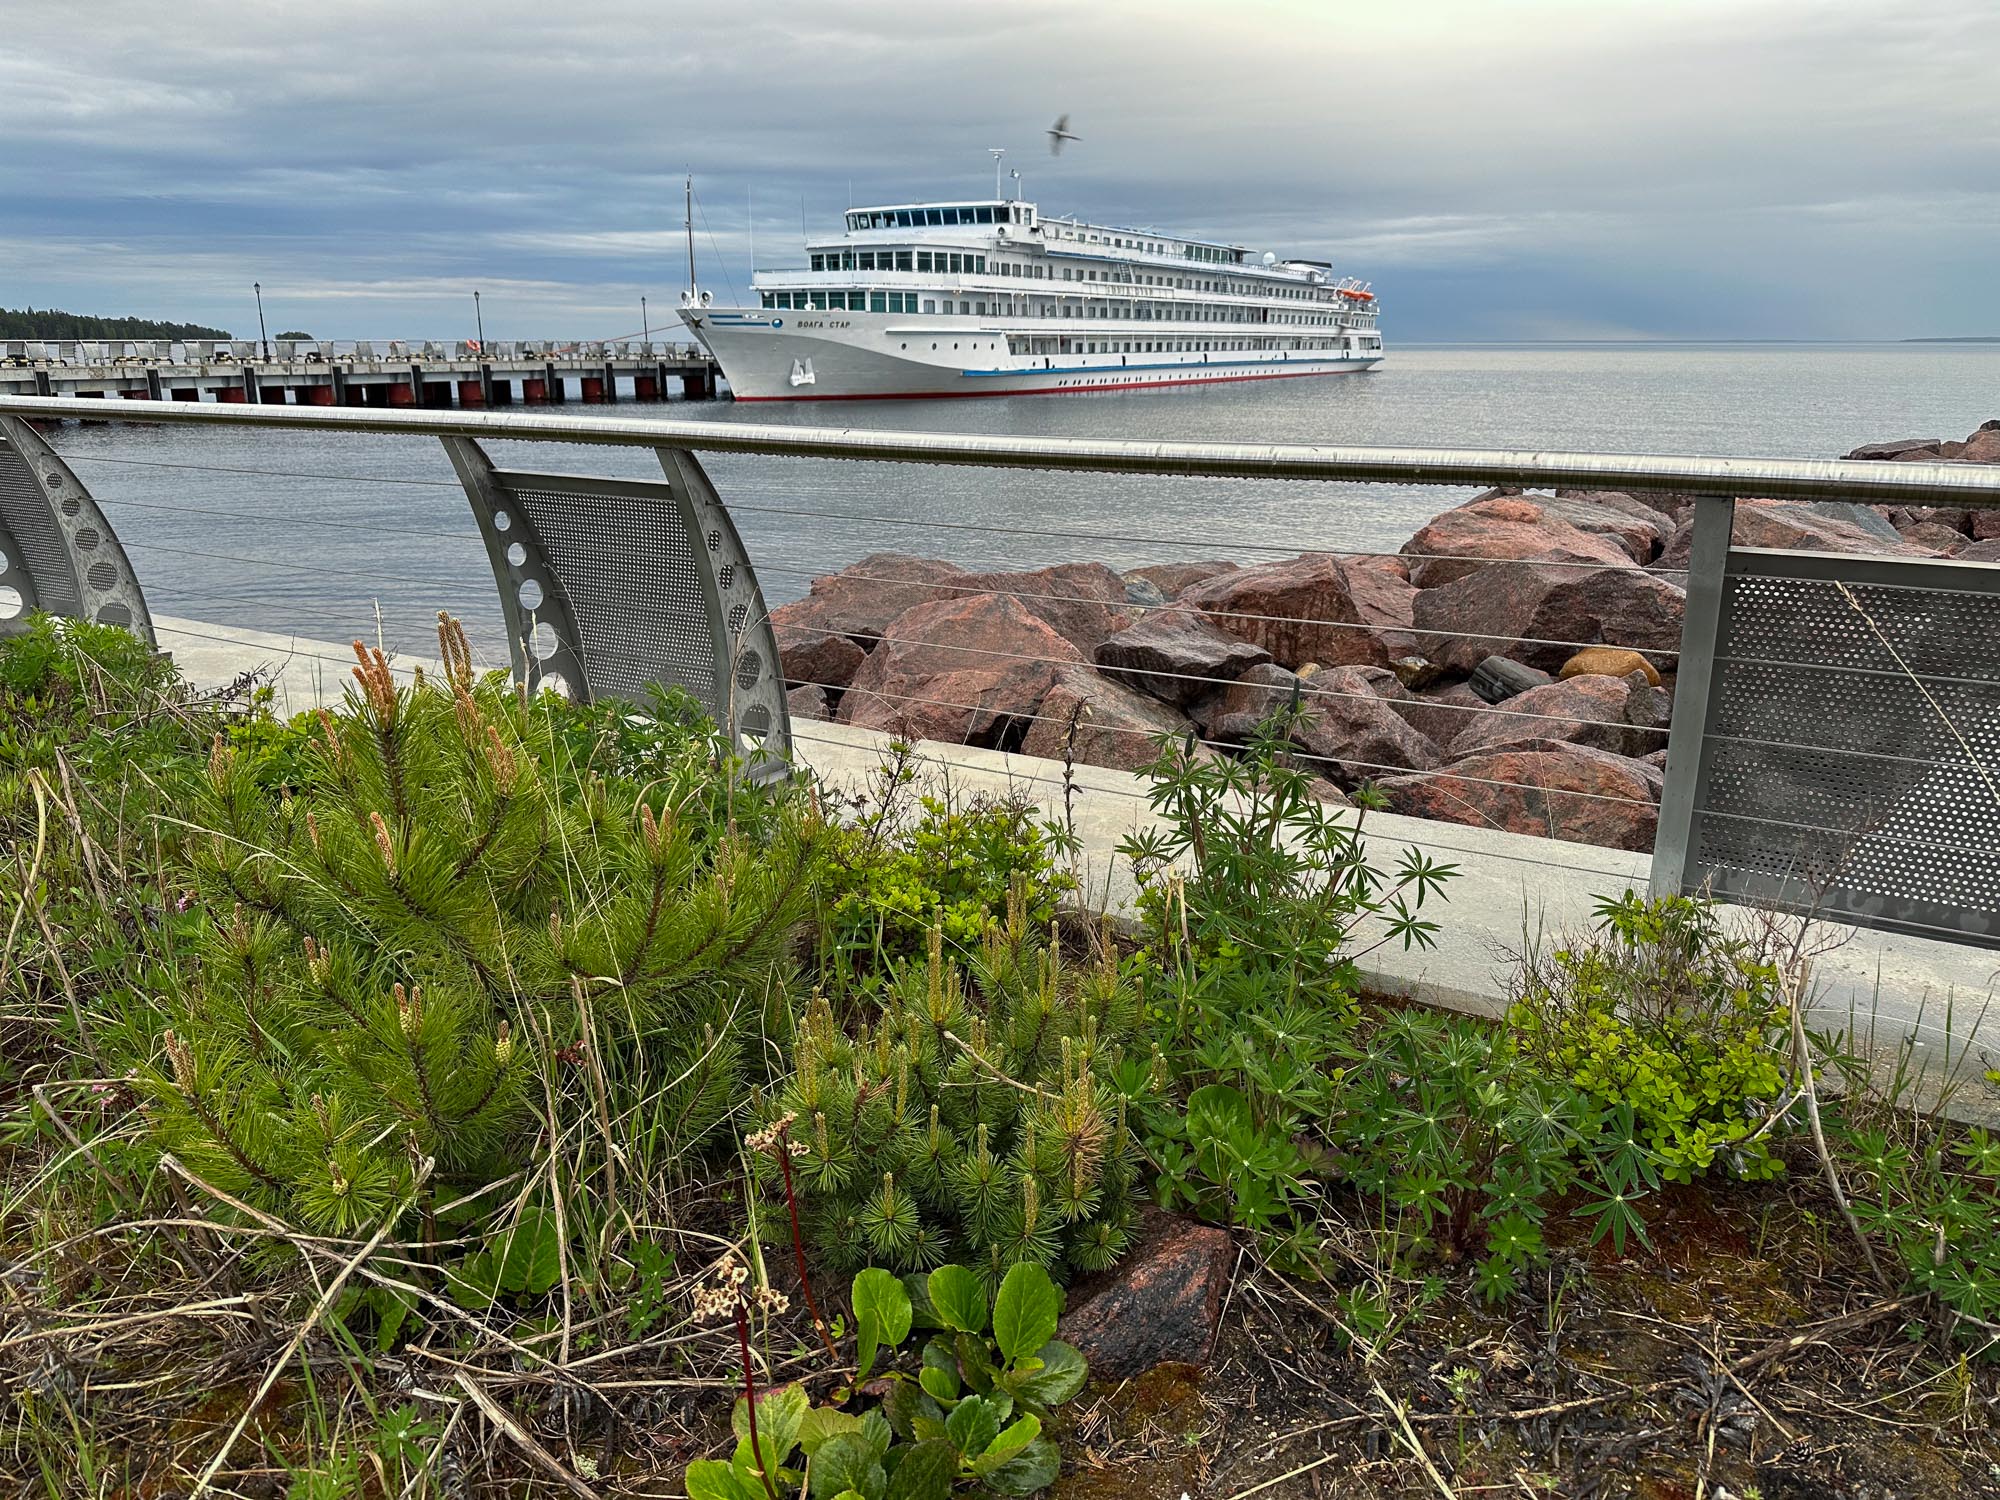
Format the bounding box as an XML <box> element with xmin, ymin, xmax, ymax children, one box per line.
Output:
<box><xmin>1126</xmin><ymin>560</ymin><xmax>1240</xmax><ymax>599</ymax></box>
<box><xmin>949</xmin><ymin>562</ymin><xmax>1131</xmax><ymax>656</ymax></box>
<box><xmin>1956</xmin><ymin>538</ymin><xmax>2000</xmax><ymax>563</ymax></box>
<box><xmin>1291</xmin><ymin>666</ymin><xmax>1444</xmax><ymax>786</ymax></box>
<box><xmin>786</xmin><ymin>684</ymin><xmax>832</xmax><ymax>722</ymax></box>
<box><xmin>1376</xmin><ymin>741</ymin><xmax>1661</xmax><ymax>851</ymax></box>
<box><xmin>1975</xmin><ymin>510</ymin><xmax>2000</xmax><ymax>542</ymax></box>
<box><xmin>838</xmin><ymin>593</ymin><xmax>1081</xmax><ymax>748</ymax></box>
<box><xmin>1192</xmin><ymin>663</ymin><xmax>1441</xmax><ymax>784</ymax></box>
<box><xmin>1656</xmin><ymin>502</ymin><xmax>1922</xmax><ymax>569</ymax></box>
<box><xmin>1388</xmin><ymin>678</ymin><xmax>1489</xmax><ymax>747</ymax></box>
<box><xmin>769</xmin><ymin>553</ymin><xmax>962</xmax><ymax>650</ymax></box>
<box><xmin>1535</xmin><ymin>492</ymin><xmax>1677</xmax><ymax>563</ymax></box>
<box><xmin>1191</xmin><ymin>660</ymin><xmax>1306</xmax><ymax>740</ymax></box>
<box><xmin>777</xmin><ymin>630</ymin><xmax>868</xmax><ymax>693</ymax></box>
<box><xmin>1960</xmin><ymin>426</ymin><xmax>2000</xmax><ymax>463</ymax></box>
<box><xmin>1447</xmin><ymin>674</ymin><xmax>1664</xmax><ymax>759</ymax></box>
<box><xmin>1095</xmin><ymin>607</ymin><xmax>1271</xmax><ymax>707</ymax></box>
<box><xmin>1059</xmin><ymin>1208</ymin><xmax>1234</xmax><ymax>1379</ymax></box>
<box><xmin>1412</xmin><ymin>561</ymin><xmax>1687</xmax><ymax>675</ymax></box>
<box><xmin>1400</xmin><ymin>492</ymin><xmax>1635</xmax><ymax>588</ymax></box>
<box><xmin>1341</xmin><ymin>554</ymin><xmax>1422</xmax><ymax>659</ymax></box>
<box><xmin>1019</xmin><ymin>666</ymin><xmax>1197</xmax><ymax>772</ymax></box>
<box><xmin>1846</xmin><ymin>437</ymin><xmax>1944</xmax><ymax>461</ymax></box>
<box><xmin>1900</xmin><ymin>521</ymin><xmax>1971</xmax><ymax>555</ymax></box>
<box><xmin>1178</xmin><ymin>553</ymin><xmax>1392</xmax><ymax>669</ymax></box>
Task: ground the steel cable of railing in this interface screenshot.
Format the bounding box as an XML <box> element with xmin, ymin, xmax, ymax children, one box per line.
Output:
<box><xmin>59</xmin><ymin>450</ymin><xmax>1691</xmax><ymax>577</ymax></box>
<box><xmin>758</xmin><ymin>562</ymin><xmax>1685</xmax><ymax>662</ymax></box>
<box><xmin>783</xmin><ymin>727</ymin><xmax>1647</xmax><ymax>883</ymax></box>
<box><xmin>780</xmin><ymin>674</ymin><xmax>1662</xmax><ymax>811</ymax></box>
<box><xmin>767</xmin><ymin>622</ymin><xmax>1669</xmax><ymax>737</ymax></box>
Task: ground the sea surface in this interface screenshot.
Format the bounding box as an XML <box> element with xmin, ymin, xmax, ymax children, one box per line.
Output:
<box><xmin>38</xmin><ymin>341</ymin><xmax>2000</xmax><ymax>665</ymax></box>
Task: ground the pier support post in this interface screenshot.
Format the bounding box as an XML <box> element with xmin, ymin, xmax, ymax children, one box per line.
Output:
<box><xmin>479</xmin><ymin>362</ymin><xmax>495</xmax><ymax>407</ymax></box>
<box><xmin>145</xmin><ymin>368</ymin><xmax>165</xmax><ymax>400</ymax></box>
<box><xmin>634</xmin><ymin>374</ymin><xmax>659</xmax><ymax>401</ymax></box>
<box><xmin>544</xmin><ymin>361</ymin><xmax>564</xmax><ymax>404</ymax></box>
<box><xmin>602</xmin><ymin>361</ymin><xmax>617</xmax><ymax>402</ymax></box>
<box><xmin>522</xmin><ymin>377</ymin><xmax>547</xmax><ymax>404</ymax></box>
<box><xmin>580</xmin><ymin>375</ymin><xmax>605</xmax><ymax>404</ymax></box>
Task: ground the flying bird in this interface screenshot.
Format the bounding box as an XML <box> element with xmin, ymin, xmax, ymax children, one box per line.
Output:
<box><xmin>1047</xmin><ymin>115</ymin><xmax>1079</xmax><ymax>155</ymax></box>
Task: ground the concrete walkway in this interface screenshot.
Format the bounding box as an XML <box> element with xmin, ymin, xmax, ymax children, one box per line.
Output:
<box><xmin>157</xmin><ymin>614</ymin><xmax>2000</xmax><ymax>1117</ymax></box>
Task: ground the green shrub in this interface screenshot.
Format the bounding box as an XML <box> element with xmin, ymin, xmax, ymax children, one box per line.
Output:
<box><xmin>763</xmin><ymin>888</ymin><xmax>1142</xmax><ymax>1283</ymax></box>
<box><xmin>140</xmin><ymin>616</ymin><xmax>825</xmax><ymax>1234</ymax></box>
<box><xmin>1333</xmin><ymin>1010</ymin><xmax>1660</xmax><ymax>1302</ymax></box>
<box><xmin>819</xmin><ymin>750</ymin><xmax>1074</xmax><ymax>976</ymax></box>
<box><xmin>1509</xmin><ymin>892</ymin><xmax>1789</xmax><ymax>1184</ymax></box>
<box><xmin>1117</xmin><ymin>714</ymin><xmax>1455</xmax><ymax>1260</ymax></box>
<box><xmin>686</xmin><ymin>1260</ymin><xmax>1086</xmax><ymax>1499</ymax></box>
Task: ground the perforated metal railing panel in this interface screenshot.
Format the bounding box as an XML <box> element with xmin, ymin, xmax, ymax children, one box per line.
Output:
<box><xmin>494</xmin><ymin>475</ymin><xmax>722</xmax><ymax>708</ymax></box>
<box><xmin>1686</xmin><ymin>547</ymin><xmax>2000</xmax><ymax>945</ymax></box>
<box><xmin>0</xmin><ymin>426</ymin><xmax>81</xmax><ymax>616</ymax></box>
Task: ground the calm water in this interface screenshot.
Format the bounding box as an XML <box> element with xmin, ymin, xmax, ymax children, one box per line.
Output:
<box><xmin>42</xmin><ymin>341</ymin><xmax>2000</xmax><ymax>664</ymax></box>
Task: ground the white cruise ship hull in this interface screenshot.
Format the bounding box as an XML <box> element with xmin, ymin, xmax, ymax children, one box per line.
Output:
<box><xmin>683</xmin><ymin>308</ymin><xmax>1382</xmax><ymax>402</ymax></box>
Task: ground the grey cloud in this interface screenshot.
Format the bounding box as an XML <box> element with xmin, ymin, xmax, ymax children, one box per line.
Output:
<box><xmin>3</xmin><ymin>0</ymin><xmax>1995</xmax><ymax>339</ymax></box>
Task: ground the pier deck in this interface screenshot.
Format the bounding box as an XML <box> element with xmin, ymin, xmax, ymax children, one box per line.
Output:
<box><xmin>0</xmin><ymin>337</ymin><xmax>722</xmax><ymax>405</ymax></box>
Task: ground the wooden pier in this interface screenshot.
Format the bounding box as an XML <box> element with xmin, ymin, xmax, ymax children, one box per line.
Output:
<box><xmin>0</xmin><ymin>337</ymin><xmax>723</xmax><ymax>406</ymax></box>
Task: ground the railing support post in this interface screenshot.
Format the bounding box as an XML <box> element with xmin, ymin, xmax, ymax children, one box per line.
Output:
<box><xmin>1651</xmin><ymin>492</ymin><xmax>1735</xmax><ymax>897</ymax></box>
<box><xmin>0</xmin><ymin>415</ymin><xmax>154</xmax><ymax>643</ymax></box>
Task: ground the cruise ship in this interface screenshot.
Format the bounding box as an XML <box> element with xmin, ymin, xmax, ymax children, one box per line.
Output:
<box><xmin>678</xmin><ymin>195</ymin><xmax>1383</xmax><ymax>401</ymax></box>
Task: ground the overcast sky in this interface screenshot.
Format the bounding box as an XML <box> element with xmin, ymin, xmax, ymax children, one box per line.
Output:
<box><xmin>5</xmin><ymin>0</ymin><xmax>1994</xmax><ymax>342</ymax></box>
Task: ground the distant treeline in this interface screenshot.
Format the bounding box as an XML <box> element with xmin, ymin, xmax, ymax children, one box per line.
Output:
<box><xmin>0</xmin><ymin>307</ymin><xmax>234</xmax><ymax>340</ymax></box>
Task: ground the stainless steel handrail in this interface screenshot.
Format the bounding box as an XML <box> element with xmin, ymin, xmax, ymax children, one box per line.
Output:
<box><xmin>2</xmin><ymin>395</ymin><xmax>1997</xmax><ymax>505</ymax></box>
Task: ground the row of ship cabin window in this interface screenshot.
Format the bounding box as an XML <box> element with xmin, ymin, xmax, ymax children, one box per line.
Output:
<box><xmin>810</xmin><ymin>251</ymin><xmax>990</xmax><ymax>274</ymax></box>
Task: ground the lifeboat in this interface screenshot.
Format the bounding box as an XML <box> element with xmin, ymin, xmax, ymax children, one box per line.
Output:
<box><xmin>1337</xmin><ymin>287</ymin><xmax>1375</xmax><ymax>302</ymax></box>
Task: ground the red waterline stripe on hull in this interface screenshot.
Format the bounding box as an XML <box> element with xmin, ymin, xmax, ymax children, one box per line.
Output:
<box><xmin>730</xmin><ymin>365</ymin><xmax>1374</xmax><ymax>402</ymax></box>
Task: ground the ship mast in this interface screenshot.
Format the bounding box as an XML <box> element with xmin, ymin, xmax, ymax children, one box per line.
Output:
<box><xmin>684</xmin><ymin>173</ymin><xmax>697</xmax><ymax>298</ymax></box>
<box><xmin>989</xmin><ymin>148</ymin><xmax>1006</xmax><ymax>199</ymax></box>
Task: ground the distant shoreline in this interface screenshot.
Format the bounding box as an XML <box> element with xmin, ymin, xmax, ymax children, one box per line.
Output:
<box><xmin>1902</xmin><ymin>336</ymin><xmax>2000</xmax><ymax>344</ymax></box>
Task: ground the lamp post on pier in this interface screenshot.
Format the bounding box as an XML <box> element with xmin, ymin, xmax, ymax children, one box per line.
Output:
<box><xmin>473</xmin><ymin>290</ymin><xmax>485</xmax><ymax>351</ymax></box>
<box><xmin>252</xmin><ymin>282</ymin><xmax>268</xmax><ymax>361</ymax></box>
<box><xmin>641</xmin><ymin>296</ymin><xmax>649</xmax><ymax>346</ymax></box>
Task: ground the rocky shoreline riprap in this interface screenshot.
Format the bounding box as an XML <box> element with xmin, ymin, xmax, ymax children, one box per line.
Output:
<box><xmin>773</xmin><ymin>420</ymin><xmax>2000</xmax><ymax>851</ymax></box>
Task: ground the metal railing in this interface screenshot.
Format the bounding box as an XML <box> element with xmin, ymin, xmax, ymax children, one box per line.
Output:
<box><xmin>3</xmin><ymin>393</ymin><xmax>1998</xmax><ymax>949</ymax></box>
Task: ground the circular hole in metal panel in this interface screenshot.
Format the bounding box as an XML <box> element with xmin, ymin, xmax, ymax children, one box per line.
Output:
<box><xmin>739</xmin><ymin>704</ymin><xmax>771</xmax><ymax>739</ymax></box>
<box><xmin>530</xmin><ymin>620</ymin><xmax>559</xmax><ymax>659</ymax></box>
<box><xmin>506</xmin><ymin>542</ymin><xmax>527</xmax><ymax>568</ymax></box>
<box><xmin>44</xmin><ymin>472</ymin><xmax>63</xmax><ymax>488</ymax></box>
<box><xmin>493</xmin><ymin>509</ymin><xmax>511</xmax><ymax>531</ymax></box>
<box><xmin>735</xmin><ymin>647</ymin><xmax>762</xmax><ymax>692</ymax></box>
<box><xmin>60</xmin><ymin>497</ymin><xmax>81</xmax><ymax>516</ymax></box>
<box><xmin>538</xmin><ymin>671</ymin><xmax>572</xmax><ymax>699</ymax></box>
<box><xmin>706</xmin><ymin>530</ymin><xmax>721</xmax><ymax>554</ymax></box>
<box><xmin>518</xmin><ymin>577</ymin><xmax>544</xmax><ymax>610</ymax></box>
<box><xmin>718</xmin><ymin>561</ymin><xmax>736</xmax><ymax>590</ymax></box>
<box><xmin>0</xmin><ymin>585</ymin><xmax>22</xmax><ymax>620</ymax></box>
<box><xmin>75</xmin><ymin>526</ymin><xmax>100</xmax><ymax>551</ymax></box>
<box><xmin>95</xmin><ymin>602</ymin><xmax>131</xmax><ymax>627</ymax></box>
<box><xmin>86</xmin><ymin>560</ymin><xmax>118</xmax><ymax>590</ymax></box>
<box><xmin>728</xmin><ymin>602</ymin><xmax>748</xmax><ymax>634</ymax></box>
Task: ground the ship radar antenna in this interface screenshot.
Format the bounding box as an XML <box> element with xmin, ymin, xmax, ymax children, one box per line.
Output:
<box><xmin>988</xmin><ymin>147</ymin><xmax>1006</xmax><ymax>199</ymax></box>
<box><xmin>1010</xmin><ymin>167</ymin><xmax>1022</xmax><ymax>202</ymax></box>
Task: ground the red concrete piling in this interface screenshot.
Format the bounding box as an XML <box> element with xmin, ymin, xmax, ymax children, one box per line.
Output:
<box><xmin>120</xmin><ymin>389</ymin><xmax>152</xmax><ymax>400</ymax></box>
<box><xmin>388</xmin><ymin>382</ymin><xmax>416</xmax><ymax>407</ymax></box>
<box><xmin>522</xmin><ymin>377</ymin><xmax>548</xmax><ymax>404</ymax></box>
<box><xmin>580</xmin><ymin>376</ymin><xmax>606</xmax><ymax>403</ymax></box>
<box><xmin>218</xmin><ymin>387</ymin><xmax>248</xmax><ymax>403</ymax></box>
<box><xmin>458</xmin><ymin>380</ymin><xmax>485</xmax><ymax>407</ymax></box>
<box><xmin>634</xmin><ymin>374</ymin><xmax>659</xmax><ymax>401</ymax></box>
<box><xmin>301</xmin><ymin>385</ymin><xmax>335</xmax><ymax>406</ymax></box>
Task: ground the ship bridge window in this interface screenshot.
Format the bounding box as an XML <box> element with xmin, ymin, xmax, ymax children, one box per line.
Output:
<box><xmin>896</xmin><ymin>251</ymin><xmax>913</xmax><ymax>271</ymax></box>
